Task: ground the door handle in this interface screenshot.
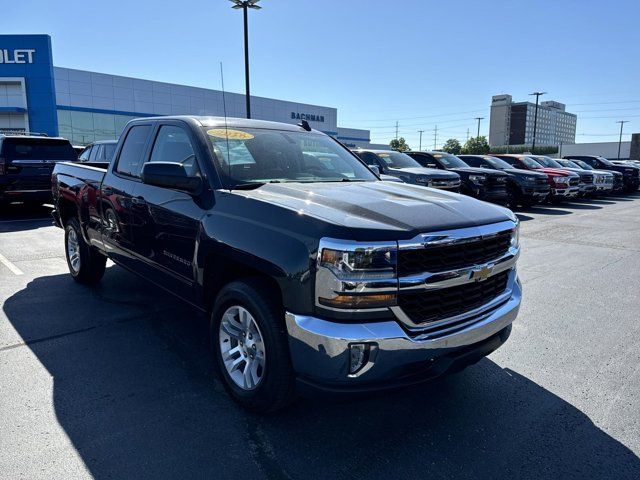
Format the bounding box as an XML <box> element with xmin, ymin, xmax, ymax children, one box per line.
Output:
<box><xmin>131</xmin><ymin>196</ymin><xmax>146</xmax><ymax>206</ymax></box>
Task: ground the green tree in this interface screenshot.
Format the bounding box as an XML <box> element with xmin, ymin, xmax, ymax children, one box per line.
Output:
<box><xmin>442</xmin><ymin>138</ymin><xmax>462</xmax><ymax>155</ymax></box>
<box><xmin>461</xmin><ymin>136</ymin><xmax>490</xmax><ymax>154</ymax></box>
<box><xmin>389</xmin><ymin>137</ymin><xmax>410</xmax><ymax>152</ymax></box>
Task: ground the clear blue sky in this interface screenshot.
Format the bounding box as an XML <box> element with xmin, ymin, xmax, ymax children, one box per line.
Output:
<box><xmin>3</xmin><ymin>0</ymin><xmax>639</xmax><ymax>147</ymax></box>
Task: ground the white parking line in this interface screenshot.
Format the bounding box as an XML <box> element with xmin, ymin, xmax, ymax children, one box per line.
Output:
<box><xmin>0</xmin><ymin>252</ymin><xmax>23</xmax><ymax>275</ymax></box>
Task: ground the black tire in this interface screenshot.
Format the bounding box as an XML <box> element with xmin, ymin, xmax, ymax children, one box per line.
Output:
<box><xmin>64</xmin><ymin>217</ymin><xmax>106</xmax><ymax>285</ymax></box>
<box><xmin>211</xmin><ymin>278</ymin><xmax>295</xmax><ymax>412</ymax></box>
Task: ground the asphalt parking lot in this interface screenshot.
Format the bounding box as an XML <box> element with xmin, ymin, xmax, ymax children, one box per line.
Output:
<box><xmin>1</xmin><ymin>196</ymin><xmax>639</xmax><ymax>479</ymax></box>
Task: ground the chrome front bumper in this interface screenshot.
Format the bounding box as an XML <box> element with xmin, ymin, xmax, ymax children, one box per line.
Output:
<box><xmin>286</xmin><ymin>271</ymin><xmax>521</xmax><ymax>389</ymax></box>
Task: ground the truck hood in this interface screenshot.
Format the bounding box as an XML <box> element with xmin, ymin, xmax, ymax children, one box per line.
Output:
<box><xmin>232</xmin><ymin>181</ymin><xmax>514</xmax><ymax>241</ymax></box>
<box><xmin>503</xmin><ymin>168</ymin><xmax>548</xmax><ymax>179</ymax></box>
<box><xmin>533</xmin><ymin>167</ymin><xmax>577</xmax><ymax>177</ymax></box>
<box><xmin>449</xmin><ymin>167</ymin><xmax>506</xmax><ymax>177</ymax></box>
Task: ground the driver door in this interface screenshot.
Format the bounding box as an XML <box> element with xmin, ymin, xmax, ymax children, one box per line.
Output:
<box><xmin>130</xmin><ymin>122</ymin><xmax>205</xmax><ymax>302</ymax></box>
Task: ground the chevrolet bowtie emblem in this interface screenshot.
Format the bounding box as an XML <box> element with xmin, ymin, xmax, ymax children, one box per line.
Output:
<box><xmin>471</xmin><ymin>264</ymin><xmax>494</xmax><ymax>282</ymax></box>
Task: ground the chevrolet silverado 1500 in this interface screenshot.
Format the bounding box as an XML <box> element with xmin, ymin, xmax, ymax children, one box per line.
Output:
<box><xmin>52</xmin><ymin>116</ymin><xmax>521</xmax><ymax>412</ymax></box>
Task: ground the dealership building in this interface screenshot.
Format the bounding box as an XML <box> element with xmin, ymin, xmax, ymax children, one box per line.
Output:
<box><xmin>0</xmin><ymin>34</ymin><xmax>375</xmax><ymax>148</ymax></box>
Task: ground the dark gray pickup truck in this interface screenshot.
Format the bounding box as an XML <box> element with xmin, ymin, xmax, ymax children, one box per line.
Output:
<box><xmin>52</xmin><ymin>116</ymin><xmax>521</xmax><ymax>412</ymax></box>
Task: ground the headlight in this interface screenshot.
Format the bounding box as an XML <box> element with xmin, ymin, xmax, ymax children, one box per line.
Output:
<box><xmin>316</xmin><ymin>240</ymin><xmax>397</xmax><ymax>310</ymax></box>
<box><xmin>510</xmin><ymin>222</ymin><xmax>520</xmax><ymax>249</ymax></box>
<box><xmin>553</xmin><ymin>176</ymin><xmax>569</xmax><ymax>183</ymax></box>
<box><xmin>469</xmin><ymin>174</ymin><xmax>486</xmax><ymax>183</ymax></box>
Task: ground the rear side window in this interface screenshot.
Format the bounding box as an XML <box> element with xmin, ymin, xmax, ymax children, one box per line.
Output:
<box><xmin>79</xmin><ymin>146</ymin><xmax>92</xmax><ymax>161</ymax></box>
<box><xmin>103</xmin><ymin>142</ymin><xmax>116</xmax><ymax>161</ymax></box>
<box><xmin>116</xmin><ymin>126</ymin><xmax>152</xmax><ymax>177</ymax></box>
<box><xmin>2</xmin><ymin>138</ymin><xmax>77</xmax><ymax>160</ymax></box>
<box><xmin>89</xmin><ymin>145</ymin><xmax>101</xmax><ymax>161</ymax></box>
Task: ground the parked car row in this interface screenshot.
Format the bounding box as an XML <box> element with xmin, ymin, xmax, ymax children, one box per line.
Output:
<box><xmin>352</xmin><ymin>147</ymin><xmax>639</xmax><ymax>209</ymax></box>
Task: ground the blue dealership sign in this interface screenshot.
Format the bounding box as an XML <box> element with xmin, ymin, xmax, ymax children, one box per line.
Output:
<box><xmin>0</xmin><ymin>34</ymin><xmax>58</xmax><ymax>136</ymax></box>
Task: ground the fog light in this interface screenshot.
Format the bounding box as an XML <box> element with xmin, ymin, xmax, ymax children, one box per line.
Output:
<box><xmin>349</xmin><ymin>343</ymin><xmax>371</xmax><ymax>374</ymax></box>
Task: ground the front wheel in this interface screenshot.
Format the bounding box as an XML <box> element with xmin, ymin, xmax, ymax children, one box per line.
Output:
<box><xmin>211</xmin><ymin>279</ymin><xmax>295</xmax><ymax>412</ymax></box>
<box><xmin>65</xmin><ymin>217</ymin><xmax>106</xmax><ymax>284</ymax></box>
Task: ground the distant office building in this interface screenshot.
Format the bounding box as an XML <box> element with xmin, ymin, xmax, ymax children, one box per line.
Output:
<box><xmin>489</xmin><ymin>94</ymin><xmax>576</xmax><ymax>147</ymax></box>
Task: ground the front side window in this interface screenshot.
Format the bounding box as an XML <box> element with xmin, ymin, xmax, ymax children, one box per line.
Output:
<box><xmin>115</xmin><ymin>125</ymin><xmax>152</xmax><ymax>177</ymax></box>
<box><xmin>206</xmin><ymin>127</ymin><xmax>377</xmax><ymax>187</ymax></box>
<box><xmin>149</xmin><ymin>125</ymin><xmax>200</xmax><ymax>177</ymax></box>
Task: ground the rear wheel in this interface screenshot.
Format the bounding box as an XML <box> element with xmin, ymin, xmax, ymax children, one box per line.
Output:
<box><xmin>211</xmin><ymin>279</ymin><xmax>295</xmax><ymax>412</ymax></box>
<box><xmin>64</xmin><ymin>217</ymin><xmax>106</xmax><ymax>284</ymax></box>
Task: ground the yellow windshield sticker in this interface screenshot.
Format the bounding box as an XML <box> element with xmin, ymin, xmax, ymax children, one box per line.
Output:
<box><xmin>433</xmin><ymin>154</ymin><xmax>443</xmax><ymax>158</ymax></box>
<box><xmin>378</xmin><ymin>153</ymin><xmax>390</xmax><ymax>158</ymax></box>
<box><xmin>207</xmin><ymin>129</ymin><xmax>254</xmax><ymax>140</ymax></box>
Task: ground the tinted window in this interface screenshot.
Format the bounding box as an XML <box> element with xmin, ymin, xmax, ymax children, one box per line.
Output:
<box><xmin>484</xmin><ymin>157</ymin><xmax>514</xmax><ymax>170</ymax></box>
<box><xmin>149</xmin><ymin>125</ymin><xmax>200</xmax><ymax>177</ymax></box>
<box><xmin>2</xmin><ymin>138</ymin><xmax>77</xmax><ymax>160</ymax></box>
<box><xmin>116</xmin><ymin>125</ymin><xmax>152</xmax><ymax>177</ymax></box>
<box><xmin>357</xmin><ymin>151</ymin><xmax>382</xmax><ymax>166</ymax></box>
<box><xmin>103</xmin><ymin>142</ymin><xmax>116</xmax><ymax>160</ymax></box>
<box><xmin>89</xmin><ymin>144</ymin><xmax>101</xmax><ymax>161</ymax></box>
<box><xmin>462</xmin><ymin>157</ymin><xmax>482</xmax><ymax>167</ymax></box>
<box><xmin>79</xmin><ymin>146</ymin><xmax>92</xmax><ymax>161</ymax></box>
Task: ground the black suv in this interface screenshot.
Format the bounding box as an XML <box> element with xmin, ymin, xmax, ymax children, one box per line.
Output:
<box><xmin>564</xmin><ymin>155</ymin><xmax>640</xmax><ymax>192</ymax></box>
<box><xmin>0</xmin><ymin>133</ymin><xmax>78</xmax><ymax>206</ymax></box>
<box><xmin>78</xmin><ymin>139</ymin><xmax>118</xmax><ymax>163</ymax></box>
<box><xmin>352</xmin><ymin>149</ymin><xmax>461</xmax><ymax>191</ymax></box>
<box><xmin>406</xmin><ymin>151</ymin><xmax>509</xmax><ymax>204</ymax></box>
<box><xmin>459</xmin><ymin>155</ymin><xmax>550</xmax><ymax>207</ymax></box>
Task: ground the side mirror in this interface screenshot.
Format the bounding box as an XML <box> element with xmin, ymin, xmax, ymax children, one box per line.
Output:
<box><xmin>141</xmin><ymin>162</ymin><xmax>202</xmax><ymax>194</ymax></box>
<box><xmin>369</xmin><ymin>165</ymin><xmax>380</xmax><ymax>175</ymax></box>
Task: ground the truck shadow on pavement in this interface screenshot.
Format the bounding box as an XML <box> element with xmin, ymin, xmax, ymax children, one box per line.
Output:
<box><xmin>3</xmin><ymin>268</ymin><xmax>639</xmax><ymax>479</ymax></box>
<box><xmin>0</xmin><ymin>203</ymin><xmax>54</xmax><ymax>232</ymax></box>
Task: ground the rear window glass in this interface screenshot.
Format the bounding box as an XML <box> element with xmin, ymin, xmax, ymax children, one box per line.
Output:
<box><xmin>2</xmin><ymin>138</ymin><xmax>77</xmax><ymax>160</ymax></box>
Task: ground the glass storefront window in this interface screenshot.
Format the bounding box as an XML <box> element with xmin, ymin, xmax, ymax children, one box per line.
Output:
<box><xmin>56</xmin><ymin>109</ymin><xmax>141</xmax><ymax>146</ymax></box>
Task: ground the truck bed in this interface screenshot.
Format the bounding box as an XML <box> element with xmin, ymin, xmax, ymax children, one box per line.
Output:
<box><xmin>54</xmin><ymin>161</ymin><xmax>109</xmax><ymax>183</ymax></box>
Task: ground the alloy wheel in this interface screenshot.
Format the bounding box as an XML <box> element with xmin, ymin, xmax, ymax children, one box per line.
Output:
<box><xmin>219</xmin><ymin>305</ymin><xmax>266</xmax><ymax>390</ymax></box>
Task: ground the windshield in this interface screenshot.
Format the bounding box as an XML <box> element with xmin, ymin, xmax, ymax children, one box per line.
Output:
<box><xmin>520</xmin><ymin>156</ymin><xmax>544</xmax><ymax>169</ymax></box>
<box><xmin>205</xmin><ymin>127</ymin><xmax>377</xmax><ymax>187</ymax></box>
<box><xmin>559</xmin><ymin>160</ymin><xmax>581</xmax><ymax>169</ymax></box>
<box><xmin>533</xmin><ymin>156</ymin><xmax>564</xmax><ymax>169</ymax></box>
<box><xmin>375</xmin><ymin>151</ymin><xmax>422</xmax><ymax>169</ymax></box>
<box><xmin>572</xmin><ymin>160</ymin><xmax>593</xmax><ymax>170</ymax></box>
<box><xmin>432</xmin><ymin>153</ymin><xmax>470</xmax><ymax>168</ymax></box>
<box><xmin>3</xmin><ymin>138</ymin><xmax>77</xmax><ymax>160</ymax></box>
<box><xmin>484</xmin><ymin>157</ymin><xmax>514</xmax><ymax>170</ymax></box>
<box><xmin>596</xmin><ymin>156</ymin><xmax>614</xmax><ymax>166</ymax></box>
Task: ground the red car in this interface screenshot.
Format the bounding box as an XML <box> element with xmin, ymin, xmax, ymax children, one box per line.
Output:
<box><xmin>493</xmin><ymin>154</ymin><xmax>580</xmax><ymax>202</ymax></box>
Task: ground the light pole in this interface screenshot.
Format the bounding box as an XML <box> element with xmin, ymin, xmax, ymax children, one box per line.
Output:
<box><xmin>616</xmin><ymin>120</ymin><xmax>629</xmax><ymax>159</ymax></box>
<box><xmin>418</xmin><ymin>130</ymin><xmax>424</xmax><ymax>150</ymax></box>
<box><xmin>474</xmin><ymin>117</ymin><xmax>484</xmax><ymax>138</ymax></box>
<box><xmin>529</xmin><ymin>91</ymin><xmax>546</xmax><ymax>153</ymax></box>
<box><xmin>230</xmin><ymin>0</ymin><xmax>261</xmax><ymax>119</ymax></box>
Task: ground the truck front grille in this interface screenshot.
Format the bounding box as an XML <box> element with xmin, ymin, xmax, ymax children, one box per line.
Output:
<box><xmin>399</xmin><ymin>271</ymin><xmax>509</xmax><ymax>325</ymax></box>
<box><xmin>569</xmin><ymin>177</ymin><xmax>580</xmax><ymax>187</ymax></box>
<box><xmin>397</xmin><ymin>231</ymin><xmax>512</xmax><ymax>276</ymax></box>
